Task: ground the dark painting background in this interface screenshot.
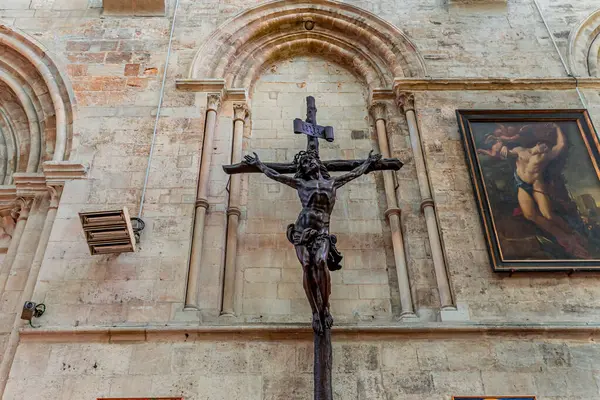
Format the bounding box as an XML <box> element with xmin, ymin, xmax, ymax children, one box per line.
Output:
<box><xmin>471</xmin><ymin>121</ymin><xmax>600</xmax><ymax>261</ymax></box>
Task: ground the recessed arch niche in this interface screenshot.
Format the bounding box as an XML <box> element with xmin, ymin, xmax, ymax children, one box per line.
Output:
<box><xmin>182</xmin><ymin>0</ymin><xmax>427</xmax><ymax>314</ymax></box>
<box><xmin>0</xmin><ymin>25</ymin><xmax>75</xmax><ymax>184</ymax></box>
<box><xmin>187</xmin><ymin>0</ymin><xmax>427</xmax><ymax>95</ymax></box>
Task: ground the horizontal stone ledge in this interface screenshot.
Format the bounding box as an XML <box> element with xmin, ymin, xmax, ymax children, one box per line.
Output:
<box><xmin>176</xmin><ymin>78</ymin><xmax>225</xmax><ymax>92</ymax></box>
<box><xmin>393</xmin><ymin>77</ymin><xmax>600</xmax><ymax>91</ymax></box>
<box><xmin>19</xmin><ymin>322</ymin><xmax>600</xmax><ymax>343</ymax></box>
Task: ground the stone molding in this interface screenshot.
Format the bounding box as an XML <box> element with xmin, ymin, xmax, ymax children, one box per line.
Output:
<box><xmin>393</xmin><ymin>77</ymin><xmax>600</xmax><ymax>91</ymax></box>
<box><xmin>0</xmin><ymin>162</ymin><xmax>86</xmax><ymax>205</ymax></box>
<box><xmin>18</xmin><ymin>323</ymin><xmax>600</xmax><ymax>343</ymax></box>
<box><xmin>102</xmin><ymin>0</ymin><xmax>166</xmax><ymax>16</ymax></box>
<box><xmin>176</xmin><ymin>78</ymin><xmax>226</xmax><ymax>92</ymax></box>
<box><xmin>179</xmin><ymin>77</ymin><xmax>600</xmax><ymax>98</ymax></box>
<box><xmin>0</xmin><ymin>187</ymin><xmax>16</xmax><ymax>204</ymax></box>
<box><xmin>0</xmin><ymin>26</ymin><xmax>74</xmax><ymax>165</ymax></box>
<box><xmin>369</xmin><ymin>88</ymin><xmax>394</xmax><ymax>102</ymax></box>
<box><xmin>12</xmin><ymin>173</ymin><xmax>47</xmax><ymax>198</ymax></box>
<box><xmin>568</xmin><ymin>8</ymin><xmax>600</xmax><ymax>77</ymax></box>
<box><xmin>42</xmin><ymin>161</ymin><xmax>88</xmax><ymax>185</ymax></box>
<box><xmin>187</xmin><ymin>0</ymin><xmax>427</xmax><ymax>91</ymax></box>
<box><xmin>175</xmin><ymin>80</ymin><xmax>248</xmax><ymax>101</ymax></box>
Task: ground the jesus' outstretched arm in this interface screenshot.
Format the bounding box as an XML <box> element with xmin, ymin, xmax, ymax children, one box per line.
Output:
<box><xmin>333</xmin><ymin>150</ymin><xmax>381</xmax><ymax>189</ymax></box>
<box><xmin>243</xmin><ymin>152</ymin><xmax>299</xmax><ymax>189</ymax></box>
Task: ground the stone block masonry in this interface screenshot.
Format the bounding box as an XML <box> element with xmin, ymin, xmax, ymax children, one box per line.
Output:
<box><xmin>1</xmin><ymin>0</ymin><xmax>600</xmax><ymax>398</ymax></box>
<box><xmin>4</xmin><ymin>331</ymin><xmax>600</xmax><ymax>400</ymax></box>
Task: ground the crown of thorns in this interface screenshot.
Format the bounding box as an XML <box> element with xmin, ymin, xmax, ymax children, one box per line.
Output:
<box><xmin>293</xmin><ymin>150</ymin><xmax>319</xmax><ymax>165</ymax></box>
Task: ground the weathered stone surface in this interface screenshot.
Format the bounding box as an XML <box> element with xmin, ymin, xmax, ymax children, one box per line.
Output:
<box><xmin>1</xmin><ymin>0</ymin><xmax>600</xmax><ymax>398</ymax></box>
<box><xmin>6</xmin><ymin>337</ymin><xmax>599</xmax><ymax>399</ymax></box>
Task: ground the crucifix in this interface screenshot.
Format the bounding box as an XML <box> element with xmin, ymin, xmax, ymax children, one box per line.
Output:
<box><xmin>223</xmin><ymin>96</ymin><xmax>403</xmax><ymax>400</ymax></box>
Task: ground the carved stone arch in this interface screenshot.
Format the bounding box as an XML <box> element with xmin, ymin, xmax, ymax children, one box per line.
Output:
<box><xmin>568</xmin><ymin>8</ymin><xmax>600</xmax><ymax>77</ymax></box>
<box><xmin>188</xmin><ymin>0</ymin><xmax>427</xmax><ymax>95</ymax></box>
<box><xmin>0</xmin><ymin>24</ymin><xmax>75</xmax><ymax>184</ymax></box>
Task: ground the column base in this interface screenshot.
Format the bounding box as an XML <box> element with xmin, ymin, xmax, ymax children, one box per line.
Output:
<box><xmin>220</xmin><ymin>312</ymin><xmax>235</xmax><ymax>317</ymax></box>
<box><xmin>440</xmin><ymin>303</ymin><xmax>470</xmax><ymax>322</ymax></box>
<box><xmin>399</xmin><ymin>312</ymin><xmax>419</xmax><ymax>321</ymax></box>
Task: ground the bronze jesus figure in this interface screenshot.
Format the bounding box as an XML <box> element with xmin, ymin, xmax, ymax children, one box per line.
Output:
<box><xmin>243</xmin><ymin>148</ymin><xmax>381</xmax><ymax>334</ymax></box>
<box><xmin>224</xmin><ymin>96</ymin><xmax>402</xmax><ymax>400</ymax></box>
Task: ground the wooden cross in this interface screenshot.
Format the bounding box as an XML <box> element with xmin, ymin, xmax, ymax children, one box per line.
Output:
<box><xmin>223</xmin><ymin>96</ymin><xmax>403</xmax><ymax>175</ymax></box>
<box><xmin>223</xmin><ymin>96</ymin><xmax>403</xmax><ymax>400</ymax></box>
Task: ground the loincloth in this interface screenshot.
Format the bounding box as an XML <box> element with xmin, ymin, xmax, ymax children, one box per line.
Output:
<box><xmin>514</xmin><ymin>171</ymin><xmax>534</xmax><ymax>196</ymax></box>
<box><xmin>286</xmin><ymin>224</ymin><xmax>343</xmax><ymax>271</ymax></box>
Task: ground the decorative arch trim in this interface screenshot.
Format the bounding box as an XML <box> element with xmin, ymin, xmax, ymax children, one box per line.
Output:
<box><xmin>568</xmin><ymin>8</ymin><xmax>600</xmax><ymax>77</ymax></box>
<box><xmin>0</xmin><ymin>24</ymin><xmax>74</xmax><ymax>184</ymax></box>
<box><xmin>188</xmin><ymin>0</ymin><xmax>426</xmax><ymax>93</ymax></box>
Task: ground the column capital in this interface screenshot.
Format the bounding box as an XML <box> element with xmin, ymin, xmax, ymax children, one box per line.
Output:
<box><xmin>233</xmin><ymin>103</ymin><xmax>249</xmax><ymax>122</ymax></box>
<box><xmin>396</xmin><ymin>92</ymin><xmax>415</xmax><ymax>114</ymax></box>
<box><xmin>15</xmin><ymin>197</ymin><xmax>32</xmax><ymax>221</ymax></box>
<box><xmin>207</xmin><ymin>93</ymin><xmax>222</xmax><ymax>113</ymax></box>
<box><xmin>369</xmin><ymin>102</ymin><xmax>387</xmax><ymax>122</ymax></box>
<box><xmin>47</xmin><ymin>185</ymin><xmax>62</xmax><ymax>209</ymax></box>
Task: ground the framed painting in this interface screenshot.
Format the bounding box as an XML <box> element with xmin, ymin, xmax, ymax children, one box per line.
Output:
<box><xmin>452</xmin><ymin>397</ymin><xmax>536</xmax><ymax>400</ymax></box>
<box><xmin>457</xmin><ymin>109</ymin><xmax>600</xmax><ymax>271</ymax></box>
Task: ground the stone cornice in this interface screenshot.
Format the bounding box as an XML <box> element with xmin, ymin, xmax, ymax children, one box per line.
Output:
<box><xmin>0</xmin><ymin>162</ymin><xmax>87</xmax><ymax>205</ymax></box>
<box><xmin>42</xmin><ymin>161</ymin><xmax>88</xmax><ymax>185</ymax></box>
<box><xmin>227</xmin><ymin>88</ymin><xmax>248</xmax><ymax>102</ymax></box>
<box><xmin>175</xmin><ymin>79</ymin><xmax>248</xmax><ymax>102</ymax></box>
<box><xmin>103</xmin><ymin>0</ymin><xmax>166</xmax><ymax>16</ymax></box>
<box><xmin>13</xmin><ymin>173</ymin><xmax>47</xmax><ymax>198</ymax></box>
<box><xmin>369</xmin><ymin>88</ymin><xmax>394</xmax><ymax>102</ymax></box>
<box><xmin>176</xmin><ymin>78</ymin><xmax>225</xmax><ymax>92</ymax></box>
<box><xmin>19</xmin><ymin>322</ymin><xmax>600</xmax><ymax>343</ymax></box>
<box><xmin>393</xmin><ymin>77</ymin><xmax>600</xmax><ymax>91</ymax></box>
<box><xmin>0</xmin><ymin>186</ymin><xmax>17</xmax><ymax>204</ymax></box>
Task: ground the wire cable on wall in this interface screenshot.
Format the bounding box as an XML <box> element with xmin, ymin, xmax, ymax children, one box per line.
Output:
<box><xmin>532</xmin><ymin>0</ymin><xmax>588</xmax><ymax>109</ymax></box>
<box><xmin>138</xmin><ymin>0</ymin><xmax>182</xmax><ymax>218</ymax></box>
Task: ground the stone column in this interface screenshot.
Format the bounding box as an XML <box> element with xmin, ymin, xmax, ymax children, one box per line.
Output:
<box><xmin>0</xmin><ymin>198</ymin><xmax>31</xmax><ymax>294</ymax></box>
<box><xmin>0</xmin><ymin>187</ymin><xmax>59</xmax><ymax>398</ymax></box>
<box><xmin>221</xmin><ymin>103</ymin><xmax>248</xmax><ymax>316</ymax></box>
<box><xmin>369</xmin><ymin>103</ymin><xmax>415</xmax><ymax>318</ymax></box>
<box><xmin>185</xmin><ymin>93</ymin><xmax>222</xmax><ymax>310</ymax></box>
<box><xmin>396</xmin><ymin>92</ymin><xmax>454</xmax><ymax>309</ymax></box>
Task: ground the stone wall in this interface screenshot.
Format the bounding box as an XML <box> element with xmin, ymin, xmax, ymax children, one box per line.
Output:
<box><xmin>0</xmin><ymin>0</ymin><xmax>597</xmax><ymax>327</ymax></box>
<box><xmin>4</xmin><ymin>332</ymin><xmax>599</xmax><ymax>400</ymax></box>
<box><xmin>1</xmin><ymin>0</ymin><xmax>600</xmax><ymax>397</ymax></box>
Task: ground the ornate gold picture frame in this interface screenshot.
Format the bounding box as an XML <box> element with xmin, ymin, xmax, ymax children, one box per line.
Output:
<box><xmin>457</xmin><ymin>109</ymin><xmax>600</xmax><ymax>272</ymax></box>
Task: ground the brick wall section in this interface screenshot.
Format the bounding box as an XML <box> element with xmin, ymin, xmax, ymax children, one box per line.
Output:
<box><xmin>4</xmin><ymin>336</ymin><xmax>600</xmax><ymax>400</ymax></box>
